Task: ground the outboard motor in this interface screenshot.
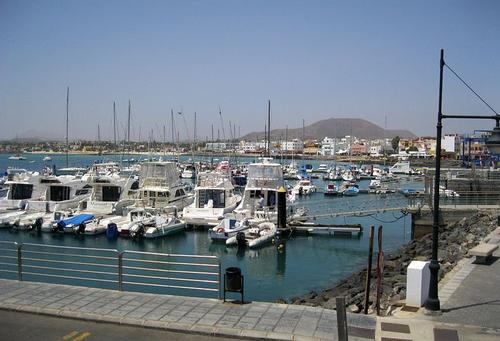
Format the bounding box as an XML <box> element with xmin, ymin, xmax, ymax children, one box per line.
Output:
<box><xmin>131</xmin><ymin>223</ymin><xmax>145</xmax><ymax>239</ymax></box>
<box><xmin>33</xmin><ymin>217</ymin><xmax>43</xmax><ymax>233</ymax></box>
<box><xmin>236</xmin><ymin>231</ymin><xmax>246</xmax><ymax>248</ymax></box>
<box><xmin>106</xmin><ymin>223</ymin><xmax>118</xmax><ymax>240</ymax></box>
<box><xmin>77</xmin><ymin>223</ymin><xmax>86</xmax><ymax>234</ymax></box>
<box><xmin>56</xmin><ymin>221</ymin><xmax>64</xmax><ymax>233</ymax></box>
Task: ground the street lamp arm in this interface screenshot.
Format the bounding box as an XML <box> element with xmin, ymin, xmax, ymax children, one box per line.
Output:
<box><xmin>442</xmin><ymin>114</ymin><xmax>499</xmax><ymax>121</ymax></box>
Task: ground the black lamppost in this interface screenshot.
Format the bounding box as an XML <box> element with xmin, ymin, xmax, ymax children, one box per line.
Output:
<box><xmin>425</xmin><ymin>49</ymin><xmax>500</xmax><ymax>312</ymax></box>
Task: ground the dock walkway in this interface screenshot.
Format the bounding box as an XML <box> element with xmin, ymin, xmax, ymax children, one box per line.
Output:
<box><xmin>0</xmin><ymin>279</ymin><xmax>376</xmax><ymax>340</ymax></box>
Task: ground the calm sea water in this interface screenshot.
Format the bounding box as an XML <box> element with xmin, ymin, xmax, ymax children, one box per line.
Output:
<box><xmin>0</xmin><ymin>153</ymin><xmax>420</xmax><ymax>302</ymax></box>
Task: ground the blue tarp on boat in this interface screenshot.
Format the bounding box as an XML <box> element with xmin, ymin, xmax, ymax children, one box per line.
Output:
<box><xmin>57</xmin><ymin>214</ymin><xmax>94</xmax><ymax>229</ymax></box>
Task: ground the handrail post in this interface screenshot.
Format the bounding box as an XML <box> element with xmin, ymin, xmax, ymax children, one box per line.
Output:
<box><xmin>218</xmin><ymin>260</ymin><xmax>222</xmax><ymax>300</ymax></box>
<box><xmin>17</xmin><ymin>244</ymin><xmax>23</xmax><ymax>281</ymax></box>
<box><xmin>118</xmin><ymin>251</ymin><xmax>123</xmax><ymax>291</ymax></box>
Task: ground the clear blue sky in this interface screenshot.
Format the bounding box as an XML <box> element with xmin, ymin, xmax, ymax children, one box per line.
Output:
<box><xmin>1</xmin><ymin>0</ymin><xmax>499</xmax><ymax>141</ymax></box>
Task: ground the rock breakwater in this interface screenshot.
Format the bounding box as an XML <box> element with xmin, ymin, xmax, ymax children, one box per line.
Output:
<box><xmin>288</xmin><ymin>211</ymin><xmax>498</xmax><ymax>315</ymax></box>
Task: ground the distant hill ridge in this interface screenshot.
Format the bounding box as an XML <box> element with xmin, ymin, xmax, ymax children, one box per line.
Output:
<box><xmin>242</xmin><ymin>118</ymin><xmax>416</xmax><ymax>141</ymax></box>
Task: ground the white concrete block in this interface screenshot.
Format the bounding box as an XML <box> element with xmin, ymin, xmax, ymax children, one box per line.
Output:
<box><xmin>406</xmin><ymin>260</ymin><xmax>430</xmax><ymax>307</ymax></box>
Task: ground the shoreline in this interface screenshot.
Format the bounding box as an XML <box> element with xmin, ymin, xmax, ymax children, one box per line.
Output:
<box><xmin>286</xmin><ymin>211</ymin><xmax>498</xmax><ymax>315</ymax></box>
<box><xmin>2</xmin><ymin>151</ymin><xmax>461</xmax><ymax>167</ymax></box>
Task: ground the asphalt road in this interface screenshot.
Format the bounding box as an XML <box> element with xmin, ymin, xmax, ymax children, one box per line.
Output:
<box><xmin>0</xmin><ymin>310</ymin><xmax>238</xmax><ymax>341</ymax></box>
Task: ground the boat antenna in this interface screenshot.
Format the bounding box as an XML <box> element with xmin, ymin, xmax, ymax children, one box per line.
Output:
<box><xmin>66</xmin><ymin>86</ymin><xmax>69</xmax><ymax>168</ymax></box>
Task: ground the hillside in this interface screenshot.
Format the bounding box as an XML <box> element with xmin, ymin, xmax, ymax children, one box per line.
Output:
<box><xmin>242</xmin><ymin>118</ymin><xmax>416</xmax><ymax>141</ymax></box>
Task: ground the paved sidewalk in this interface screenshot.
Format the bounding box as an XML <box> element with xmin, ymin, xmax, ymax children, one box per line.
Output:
<box><xmin>0</xmin><ymin>279</ymin><xmax>376</xmax><ymax>341</ymax></box>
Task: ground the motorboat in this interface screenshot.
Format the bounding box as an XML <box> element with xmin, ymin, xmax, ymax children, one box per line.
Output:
<box><xmin>181</xmin><ymin>164</ymin><xmax>196</xmax><ymax>179</ymax></box>
<box><xmin>118</xmin><ymin>208</ymin><xmax>156</xmax><ymax>237</ymax></box>
<box><xmin>324</xmin><ymin>183</ymin><xmax>340</xmax><ymax>196</ymax></box>
<box><xmin>40</xmin><ymin>210</ymin><xmax>75</xmax><ymax>232</ymax></box>
<box><xmin>83</xmin><ymin>172</ymin><xmax>137</xmax><ymax>215</ymax></box>
<box><xmin>9</xmin><ymin>211</ymin><xmax>48</xmax><ymax>230</ymax></box>
<box><xmin>226</xmin><ymin>221</ymin><xmax>276</xmax><ymax>249</ymax></box>
<box><xmin>8</xmin><ymin>154</ymin><xmax>26</xmax><ymax>160</ymax></box>
<box><xmin>369</xmin><ymin>179</ymin><xmax>381</xmax><ymax>189</ymax></box>
<box><xmin>182</xmin><ymin>171</ymin><xmax>241</xmax><ymax>226</ymax></box>
<box><xmin>43</xmin><ymin>156</ymin><xmax>52</xmax><ymax>162</ymax></box>
<box><xmin>0</xmin><ymin>210</ymin><xmax>28</xmax><ymax>227</ymax></box>
<box><xmin>292</xmin><ymin>179</ymin><xmax>317</xmax><ymax>196</ymax></box>
<box><xmin>143</xmin><ymin>215</ymin><xmax>185</xmax><ymax>238</ymax></box>
<box><xmin>315</xmin><ymin>164</ymin><xmax>329</xmax><ymax>173</ymax></box>
<box><xmin>233</xmin><ymin>158</ymin><xmax>283</xmax><ymax>221</ymax></box>
<box><xmin>54</xmin><ymin>213</ymin><xmax>94</xmax><ymax>234</ymax></box>
<box><xmin>136</xmin><ymin>162</ymin><xmax>193</xmax><ymax>210</ymax></box>
<box><xmin>389</xmin><ymin>161</ymin><xmax>419</xmax><ymax>175</ymax></box>
<box><xmin>208</xmin><ymin>217</ymin><xmax>251</xmax><ymax>242</ymax></box>
<box><xmin>340</xmin><ymin>182</ymin><xmax>359</xmax><ymax>196</ymax></box>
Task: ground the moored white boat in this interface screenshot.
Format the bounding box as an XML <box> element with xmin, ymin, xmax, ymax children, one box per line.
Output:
<box><xmin>209</xmin><ymin>217</ymin><xmax>251</xmax><ymax>242</ymax></box>
<box><xmin>182</xmin><ymin>171</ymin><xmax>241</xmax><ymax>227</ymax></box>
<box><xmin>226</xmin><ymin>221</ymin><xmax>276</xmax><ymax>249</ymax></box>
<box><xmin>143</xmin><ymin>215</ymin><xmax>185</xmax><ymax>238</ymax></box>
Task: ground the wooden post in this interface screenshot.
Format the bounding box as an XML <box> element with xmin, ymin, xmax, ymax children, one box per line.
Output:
<box><xmin>336</xmin><ymin>297</ymin><xmax>348</xmax><ymax>341</ymax></box>
<box><xmin>363</xmin><ymin>225</ymin><xmax>375</xmax><ymax>314</ymax></box>
<box><xmin>376</xmin><ymin>225</ymin><xmax>384</xmax><ymax>316</ymax></box>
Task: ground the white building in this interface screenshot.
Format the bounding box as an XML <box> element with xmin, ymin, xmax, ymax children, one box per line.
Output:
<box><xmin>281</xmin><ymin>139</ymin><xmax>303</xmax><ymax>152</ymax></box>
<box><xmin>320</xmin><ymin>137</ymin><xmax>336</xmax><ymax>156</ymax></box>
<box><xmin>370</xmin><ymin>145</ymin><xmax>383</xmax><ymax>157</ymax></box>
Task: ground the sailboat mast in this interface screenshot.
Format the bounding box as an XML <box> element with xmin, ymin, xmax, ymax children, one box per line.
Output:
<box><xmin>66</xmin><ymin>86</ymin><xmax>69</xmax><ymax>167</ymax></box>
<box><xmin>113</xmin><ymin>101</ymin><xmax>117</xmax><ymax>146</ymax></box>
<box><xmin>127</xmin><ymin>100</ymin><xmax>131</xmax><ymax>144</ymax></box>
<box><xmin>267</xmin><ymin>99</ymin><xmax>271</xmax><ymax>157</ymax></box>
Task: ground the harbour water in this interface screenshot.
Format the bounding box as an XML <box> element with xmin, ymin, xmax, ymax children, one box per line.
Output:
<box><xmin>0</xmin><ymin>153</ymin><xmax>420</xmax><ymax>302</ymax></box>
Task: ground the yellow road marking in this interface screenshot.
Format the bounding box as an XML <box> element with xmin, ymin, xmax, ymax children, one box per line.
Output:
<box><xmin>72</xmin><ymin>332</ymin><xmax>91</xmax><ymax>341</ymax></box>
<box><xmin>63</xmin><ymin>331</ymin><xmax>79</xmax><ymax>340</ymax></box>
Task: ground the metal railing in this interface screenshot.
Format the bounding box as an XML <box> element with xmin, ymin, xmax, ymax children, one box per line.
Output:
<box><xmin>0</xmin><ymin>241</ymin><xmax>221</xmax><ymax>299</ymax></box>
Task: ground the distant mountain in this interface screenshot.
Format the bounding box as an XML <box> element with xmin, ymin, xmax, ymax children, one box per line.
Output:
<box><xmin>242</xmin><ymin>118</ymin><xmax>416</xmax><ymax>141</ymax></box>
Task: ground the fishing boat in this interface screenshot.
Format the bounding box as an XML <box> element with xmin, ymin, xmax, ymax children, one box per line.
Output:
<box><xmin>182</xmin><ymin>171</ymin><xmax>241</xmax><ymax>226</ymax></box>
<box><xmin>233</xmin><ymin>158</ymin><xmax>283</xmax><ymax>221</ymax></box>
<box><xmin>136</xmin><ymin>162</ymin><xmax>193</xmax><ymax>210</ymax></box>
<box><xmin>84</xmin><ymin>172</ymin><xmax>137</xmax><ymax>215</ymax></box>
<box><xmin>226</xmin><ymin>221</ymin><xmax>276</xmax><ymax>249</ymax></box>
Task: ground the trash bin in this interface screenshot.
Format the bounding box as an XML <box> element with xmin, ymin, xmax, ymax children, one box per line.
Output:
<box><xmin>224</xmin><ymin>267</ymin><xmax>244</xmax><ymax>303</ymax></box>
<box><xmin>225</xmin><ymin>267</ymin><xmax>242</xmax><ymax>291</ymax></box>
